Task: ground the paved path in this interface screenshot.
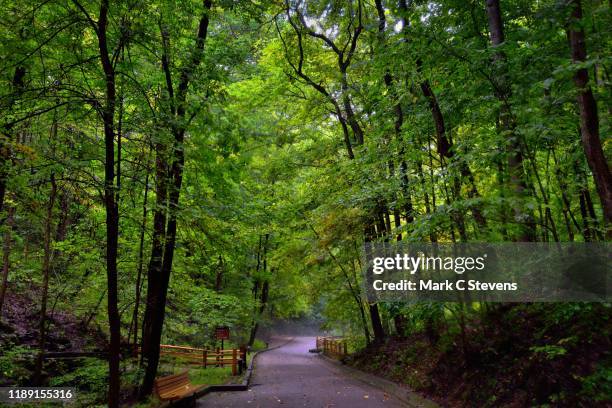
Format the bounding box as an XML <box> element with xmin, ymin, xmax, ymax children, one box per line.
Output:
<box><xmin>197</xmin><ymin>336</ymin><xmax>405</xmax><ymax>408</ymax></box>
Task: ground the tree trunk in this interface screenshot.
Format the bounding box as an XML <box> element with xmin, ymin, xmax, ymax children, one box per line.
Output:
<box><xmin>0</xmin><ymin>206</ymin><xmax>14</xmax><ymax>318</ymax></box>
<box><xmin>364</xmin><ymin>224</ymin><xmax>385</xmax><ymax>344</ymax></box>
<box><xmin>368</xmin><ymin>302</ymin><xmax>385</xmax><ymax>344</ymax></box>
<box><xmin>140</xmin><ymin>136</ymin><xmax>185</xmax><ymax>398</ymax></box>
<box><xmin>249</xmin><ymin>280</ymin><xmax>269</xmax><ymax>347</ymax></box>
<box><xmin>567</xmin><ymin>0</ymin><xmax>612</xmax><ymax>235</ymax></box>
<box><xmin>129</xmin><ymin>171</ymin><xmax>149</xmax><ymax>351</ymax></box>
<box><xmin>0</xmin><ymin>66</ymin><xmax>26</xmax><ymax>218</ymax></box>
<box><xmin>249</xmin><ymin>234</ymin><xmax>269</xmax><ymax>347</ymax></box>
<box><xmin>375</xmin><ymin>0</ymin><xmax>414</xmax><ymax>229</ymax></box>
<box><xmin>34</xmin><ymin>175</ymin><xmax>57</xmax><ymax>385</ymax></box>
<box><xmin>341</xmin><ymin>72</ymin><xmax>364</xmax><ymax>145</ymax></box>
<box><xmin>388</xmin><ymin>76</ymin><xmax>415</xmax><ymax>225</ymax></box>
<box><xmin>140</xmin><ymin>147</ymin><xmax>167</xmax><ymax>363</ymax></box>
<box><xmin>485</xmin><ymin>0</ymin><xmax>535</xmax><ymax>242</ymax></box>
<box><xmin>358</xmin><ymin>298</ymin><xmax>371</xmax><ymax>345</ymax></box>
<box><xmin>93</xmin><ymin>0</ymin><xmax>122</xmax><ymax>404</ymax></box>
<box><xmin>215</xmin><ymin>256</ymin><xmax>224</xmax><ymax>292</ymax></box>
<box><xmin>140</xmin><ymin>2</ymin><xmax>212</xmax><ymax>397</ymax></box>
<box><xmin>398</xmin><ymin>0</ymin><xmax>486</xmax><ymax>233</ymax></box>
<box><xmin>290</xmin><ymin>1</ymin><xmax>383</xmax><ymax>345</ymax></box>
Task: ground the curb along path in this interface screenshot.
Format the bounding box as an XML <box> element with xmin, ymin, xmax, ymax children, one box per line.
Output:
<box><xmin>187</xmin><ymin>336</ymin><xmax>296</xmax><ymax>400</ymax></box>
<box><xmin>317</xmin><ymin>353</ymin><xmax>439</xmax><ymax>408</ymax></box>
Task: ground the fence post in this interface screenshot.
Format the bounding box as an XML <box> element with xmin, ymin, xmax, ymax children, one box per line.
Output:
<box><xmin>240</xmin><ymin>345</ymin><xmax>246</xmax><ymax>371</ymax></box>
<box><xmin>343</xmin><ymin>341</ymin><xmax>347</xmax><ymax>356</ymax></box>
<box><xmin>232</xmin><ymin>349</ymin><xmax>237</xmax><ymax>376</ymax></box>
<box><xmin>203</xmin><ymin>349</ymin><xmax>207</xmax><ymax>368</ymax></box>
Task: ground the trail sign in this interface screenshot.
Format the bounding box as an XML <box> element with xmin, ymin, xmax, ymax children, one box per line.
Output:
<box><xmin>215</xmin><ymin>326</ymin><xmax>230</xmax><ymax>340</ymax></box>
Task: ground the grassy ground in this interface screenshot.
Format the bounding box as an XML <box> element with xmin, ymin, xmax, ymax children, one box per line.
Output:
<box><xmin>132</xmin><ymin>339</ymin><xmax>269</xmax><ymax>408</ymax></box>
<box><xmin>162</xmin><ymin>363</ymin><xmax>238</xmax><ymax>386</ymax></box>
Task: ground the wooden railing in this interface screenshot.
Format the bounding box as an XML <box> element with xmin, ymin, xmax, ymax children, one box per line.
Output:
<box><xmin>138</xmin><ymin>344</ymin><xmax>246</xmax><ymax>376</ymax></box>
<box><xmin>316</xmin><ymin>336</ymin><xmax>347</xmax><ymax>359</ymax></box>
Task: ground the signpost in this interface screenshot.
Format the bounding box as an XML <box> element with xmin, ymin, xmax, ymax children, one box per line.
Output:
<box><xmin>215</xmin><ymin>326</ymin><xmax>230</xmax><ymax>350</ymax></box>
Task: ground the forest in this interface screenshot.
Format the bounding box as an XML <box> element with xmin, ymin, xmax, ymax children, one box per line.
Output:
<box><xmin>0</xmin><ymin>0</ymin><xmax>610</xmax><ymax>406</ymax></box>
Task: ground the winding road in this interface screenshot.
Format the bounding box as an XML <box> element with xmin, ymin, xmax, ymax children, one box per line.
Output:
<box><xmin>197</xmin><ymin>336</ymin><xmax>405</xmax><ymax>408</ymax></box>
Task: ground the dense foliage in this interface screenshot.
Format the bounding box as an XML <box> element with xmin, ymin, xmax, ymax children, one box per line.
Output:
<box><xmin>0</xmin><ymin>0</ymin><xmax>609</xmax><ymax>406</ymax></box>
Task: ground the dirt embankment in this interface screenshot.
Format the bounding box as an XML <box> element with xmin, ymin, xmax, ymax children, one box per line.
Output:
<box><xmin>345</xmin><ymin>304</ymin><xmax>611</xmax><ymax>407</ymax></box>
<box><xmin>0</xmin><ymin>287</ymin><xmax>107</xmax><ymax>385</ymax></box>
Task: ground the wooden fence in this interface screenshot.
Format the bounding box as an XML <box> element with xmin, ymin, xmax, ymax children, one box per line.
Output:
<box><xmin>138</xmin><ymin>344</ymin><xmax>246</xmax><ymax>376</ymax></box>
<box><xmin>316</xmin><ymin>336</ymin><xmax>347</xmax><ymax>359</ymax></box>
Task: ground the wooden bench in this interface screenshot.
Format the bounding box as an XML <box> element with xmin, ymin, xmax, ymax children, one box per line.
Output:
<box><xmin>154</xmin><ymin>370</ymin><xmax>205</xmax><ymax>401</ymax></box>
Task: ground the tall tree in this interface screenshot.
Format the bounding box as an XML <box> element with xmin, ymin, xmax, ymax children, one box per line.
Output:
<box><xmin>0</xmin><ymin>66</ymin><xmax>26</xmax><ymax>217</ymax></box>
<box><xmin>33</xmin><ymin>174</ymin><xmax>56</xmax><ymax>385</ymax></box>
<box><xmin>397</xmin><ymin>0</ymin><xmax>486</xmax><ymax>237</ymax></box>
<box><xmin>140</xmin><ymin>0</ymin><xmax>213</xmax><ymax>397</ymax></box>
<box><xmin>70</xmin><ymin>0</ymin><xmax>124</xmax><ymax>404</ymax></box>
<box><xmin>485</xmin><ymin>0</ymin><xmax>535</xmax><ymax>242</ymax></box>
<box><xmin>567</xmin><ymin>0</ymin><xmax>612</xmax><ymax>235</ymax></box>
<box><xmin>0</xmin><ymin>205</ymin><xmax>14</xmax><ymax>316</ymax></box>
<box><xmin>281</xmin><ymin>0</ymin><xmax>386</xmax><ymax>344</ymax></box>
<box><xmin>374</xmin><ymin>0</ymin><xmax>415</xmax><ymax>229</ymax></box>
